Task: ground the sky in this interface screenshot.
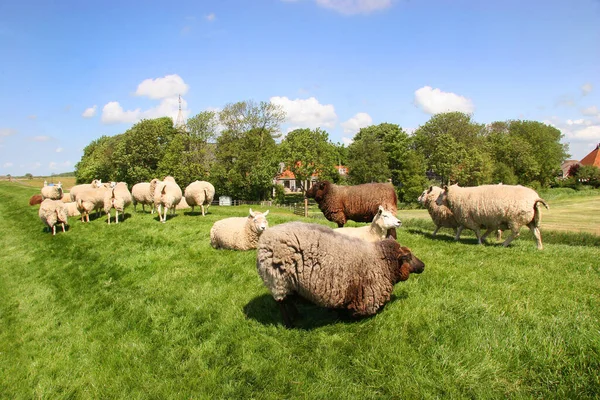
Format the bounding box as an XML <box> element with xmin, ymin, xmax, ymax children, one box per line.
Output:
<box><xmin>1</xmin><ymin>0</ymin><xmax>599</xmax><ymax>176</ymax></box>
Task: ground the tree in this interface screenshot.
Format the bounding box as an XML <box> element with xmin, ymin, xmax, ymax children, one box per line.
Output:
<box><xmin>576</xmin><ymin>165</ymin><xmax>600</xmax><ymax>188</ymax></box>
<box><xmin>278</xmin><ymin>128</ymin><xmax>338</xmax><ymax>192</ymax></box>
<box><xmin>347</xmin><ymin>129</ymin><xmax>390</xmax><ymax>184</ymax></box>
<box><xmin>25</xmin><ymin>173</ymin><xmax>33</xmax><ymax>180</ymax></box>
<box><xmin>218</xmin><ymin>100</ymin><xmax>285</xmax><ymax>143</ymax></box>
<box><xmin>75</xmin><ymin>135</ymin><xmax>120</xmax><ymax>184</ymax></box>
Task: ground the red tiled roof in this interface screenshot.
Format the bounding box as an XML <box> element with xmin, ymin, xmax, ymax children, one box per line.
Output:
<box><xmin>580</xmin><ymin>144</ymin><xmax>600</xmax><ymax>168</ymax></box>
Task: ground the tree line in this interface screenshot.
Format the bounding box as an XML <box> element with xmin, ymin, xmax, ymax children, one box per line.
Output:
<box><xmin>75</xmin><ymin>100</ymin><xmax>573</xmax><ymax>203</ymax></box>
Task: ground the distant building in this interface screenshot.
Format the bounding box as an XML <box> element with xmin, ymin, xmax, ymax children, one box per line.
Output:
<box><xmin>580</xmin><ymin>143</ymin><xmax>600</xmax><ymax>168</ymax></box>
<box><xmin>561</xmin><ymin>160</ymin><xmax>581</xmax><ymax>178</ymax></box>
<box><xmin>273</xmin><ymin>163</ymin><xmax>348</xmax><ymax>193</ymax></box>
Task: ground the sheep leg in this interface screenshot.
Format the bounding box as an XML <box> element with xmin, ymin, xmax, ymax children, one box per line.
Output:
<box><xmin>52</xmin><ymin>225</ymin><xmax>56</xmax><ymax>235</ymax></box>
<box><xmin>474</xmin><ymin>228</ymin><xmax>483</xmax><ymax>244</ymax></box>
<box><xmin>432</xmin><ymin>226</ymin><xmax>440</xmax><ymax>236</ymax></box>
<box><xmin>191</xmin><ymin>205</ymin><xmax>195</xmax><ymax>213</ymax></box>
<box><xmin>162</xmin><ymin>206</ymin><xmax>168</xmax><ymax>223</ymax></box>
<box><xmin>454</xmin><ymin>226</ymin><xmax>464</xmax><ymax>241</ymax></box>
<box><xmin>497</xmin><ymin>230</ymin><xmax>503</xmax><ymax>241</ymax></box>
<box><xmin>528</xmin><ymin>221</ymin><xmax>543</xmax><ymax>250</ymax></box>
<box><xmin>61</xmin><ymin>223</ymin><xmax>65</xmax><ymax>233</ymax></box>
<box><xmin>277</xmin><ymin>299</ymin><xmax>295</xmax><ymax>328</ymax></box>
<box><xmin>501</xmin><ymin>227</ymin><xmax>521</xmax><ymax>247</ymax></box>
<box><xmin>201</xmin><ymin>205</ymin><xmax>205</xmax><ymax>216</ymax></box>
<box><xmin>481</xmin><ymin>227</ymin><xmax>496</xmax><ymax>242</ymax></box>
<box><xmin>115</xmin><ymin>210</ymin><xmax>119</xmax><ymax>223</ymax></box>
<box><xmin>107</xmin><ymin>211</ymin><xmax>111</xmax><ymax>225</ymax></box>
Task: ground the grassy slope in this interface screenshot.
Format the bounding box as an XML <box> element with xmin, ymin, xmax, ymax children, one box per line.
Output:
<box><xmin>1</xmin><ymin>182</ymin><xmax>599</xmax><ymax>399</ymax></box>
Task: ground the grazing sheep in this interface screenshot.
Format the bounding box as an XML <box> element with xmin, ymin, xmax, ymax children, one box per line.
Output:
<box><xmin>418</xmin><ymin>186</ymin><xmax>463</xmax><ymax>240</ymax></box>
<box><xmin>153</xmin><ymin>176</ymin><xmax>182</xmax><ymax>223</ymax></box>
<box><xmin>305</xmin><ymin>180</ymin><xmax>398</xmax><ymax>238</ymax></box>
<box><xmin>104</xmin><ymin>182</ymin><xmax>132</xmax><ymax>224</ymax></box>
<box><xmin>76</xmin><ymin>182</ymin><xmax>114</xmax><ymax>222</ymax></box>
<box><xmin>69</xmin><ymin>179</ymin><xmax>102</xmax><ymax>202</ymax></box>
<box><xmin>184</xmin><ymin>181</ymin><xmax>215</xmax><ymax>216</ymax></box>
<box><xmin>41</xmin><ymin>181</ymin><xmax>63</xmax><ymax>200</ymax></box>
<box><xmin>210</xmin><ymin>209</ymin><xmax>269</xmax><ymax>250</ymax></box>
<box><xmin>437</xmin><ymin>184</ymin><xmax>549</xmax><ymax>249</ymax></box>
<box><xmin>64</xmin><ymin>202</ymin><xmax>81</xmax><ymax>217</ymax></box>
<box><xmin>60</xmin><ymin>192</ymin><xmax>72</xmax><ymax>203</ymax></box>
<box><xmin>29</xmin><ymin>194</ymin><xmax>43</xmax><ymax>206</ymax></box>
<box><xmin>256</xmin><ymin>222</ymin><xmax>425</xmax><ymax>327</ymax></box>
<box><xmin>131</xmin><ymin>182</ymin><xmax>155</xmax><ymax>213</ymax></box>
<box><xmin>39</xmin><ymin>199</ymin><xmax>68</xmax><ymax>235</ymax></box>
<box><xmin>334</xmin><ymin>205</ymin><xmax>402</xmax><ymax>242</ymax></box>
<box><xmin>176</xmin><ymin>196</ymin><xmax>190</xmax><ymax>210</ymax></box>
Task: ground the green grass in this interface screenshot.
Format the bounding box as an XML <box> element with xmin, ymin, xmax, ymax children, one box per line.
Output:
<box><xmin>1</xmin><ymin>182</ymin><xmax>599</xmax><ymax>399</ymax></box>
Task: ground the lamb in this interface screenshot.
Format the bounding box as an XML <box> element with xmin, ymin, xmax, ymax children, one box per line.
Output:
<box><xmin>41</xmin><ymin>181</ymin><xmax>63</xmax><ymax>200</ymax></box>
<box><xmin>76</xmin><ymin>182</ymin><xmax>114</xmax><ymax>222</ymax></box>
<box><xmin>256</xmin><ymin>221</ymin><xmax>425</xmax><ymax>328</ymax></box>
<box><xmin>153</xmin><ymin>176</ymin><xmax>183</xmax><ymax>223</ymax></box>
<box><xmin>69</xmin><ymin>179</ymin><xmax>102</xmax><ymax>202</ymax></box>
<box><xmin>184</xmin><ymin>181</ymin><xmax>215</xmax><ymax>216</ymax></box>
<box><xmin>29</xmin><ymin>194</ymin><xmax>43</xmax><ymax>206</ymax></box>
<box><xmin>131</xmin><ymin>182</ymin><xmax>155</xmax><ymax>213</ymax></box>
<box><xmin>39</xmin><ymin>199</ymin><xmax>68</xmax><ymax>235</ymax></box>
<box><xmin>210</xmin><ymin>209</ymin><xmax>269</xmax><ymax>250</ymax></box>
<box><xmin>436</xmin><ymin>184</ymin><xmax>549</xmax><ymax>249</ymax></box>
<box><xmin>305</xmin><ymin>180</ymin><xmax>398</xmax><ymax>238</ymax></box>
<box><xmin>418</xmin><ymin>186</ymin><xmax>463</xmax><ymax>240</ymax></box>
<box><xmin>104</xmin><ymin>182</ymin><xmax>132</xmax><ymax>224</ymax></box>
<box><xmin>334</xmin><ymin>205</ymin><xmax>401</xmax><ymax>242</ymax></box>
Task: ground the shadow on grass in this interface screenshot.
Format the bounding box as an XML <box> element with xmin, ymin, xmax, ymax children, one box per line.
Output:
<box><xmin>154</xmin><ymin>213</ymin><xmax>180</xmax><ymax>223</ymax></box>
<box><xmin>183</xmin><ymin>210</ymin><xmax>210</xmax><ymax>217</ymax></box>
<box><xmin>244</xmin><ymin>293</ymin><xmax>407</xmax><ymax>330</ymax></box>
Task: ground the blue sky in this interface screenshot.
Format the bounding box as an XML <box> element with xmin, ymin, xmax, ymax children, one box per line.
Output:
<box><xmin>1</xmin><ymin>0</ymin><xmax>599</xmax><ymax>176</ymax></box>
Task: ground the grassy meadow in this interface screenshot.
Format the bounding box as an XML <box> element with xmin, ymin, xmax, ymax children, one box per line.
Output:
<box><xmin>1</xmin><ymin>182</ymin><xmax>599</xmax><ymax>399</ymax></box>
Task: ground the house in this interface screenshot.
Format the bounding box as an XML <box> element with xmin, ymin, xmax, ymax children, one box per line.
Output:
<box><xmin>580</xmin><ymin>143</ymin><xmax>600</xmax><ymax>168</ymax></box>
<box><xmin>561</xmin><ymin>160</ymin><xmax>581</xmax><ymax>178</ymax></box>
<box><xmin>273</xmin><ymin>163</ymin><xmax>349</xmax><ymax>193</ymax></box>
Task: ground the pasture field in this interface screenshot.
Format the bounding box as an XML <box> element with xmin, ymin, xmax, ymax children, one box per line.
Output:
<box><xmin>1</xmin><ymin>182</ymin><xmax>599</xmax><ymax>399</ymax></box>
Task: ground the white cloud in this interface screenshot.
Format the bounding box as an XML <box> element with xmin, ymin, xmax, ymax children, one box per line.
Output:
<box><xmin>414</xmin><ymin>86</ymin><xmax>474</xmax><ymax>115</ymax></box>
<box><xmin>314</xmin><ymin>0</ymin><xmax>393</xmax><ymax>15</ymax></box>
<box><xmin>101</xmin><ymin>97</ymin><xmax>189</xmax><ymax>125</ymax></box>
<box><xmin>581</xmin><ymin>83</ymin><xmax>593</xmax><ymax>96</ymax></box>
<box><xmin>49</xmin><ymin>161</ymin><xmax>71</xmax><ymax>170</ymax></box>
<box><xmin>544</xmin><ymin>116</ymin><xmax>600</xmax><ymax>141</ymax></box>
<box><xmin>581</xmin><ymin>105</ymin><xmax>599</xmax><ymax>117</ymax></box>
<box><xmin>30</xmin><ymin>136</ymin><xmax>51</xmax><ymax>142</ymax></box>
<box><xmin>205</xmin><ymin>13</ymin><xmax>216</xmax><ymax>21</ymax></box>
<box><xmin>3</xmin><ymin>162</ymin><xmax>13</xmax><ymax>168</ymax></box>
<box><xmin>0</xmin><ymin>128</ymin><xmax>17</xmax><ymax>137</ymax></box>
<box><xmin>82</xmin><ymin>105</ymin><xmax>97</xmax><ymax>118</ymax></box>
<box><xmin>270</xmin><ymin>96</ymin><xmax>337</xmax><ymax>130</ymax></box>
<box><xmin>56</xmin><ymin>147</ymin><xmax>63</xmax><ymax>153</ymax></box>
<box><xmin>135</xmin><ymin>74</ymin><xmax>189</xmax><ymax>99</ymax></box>
<box><xmin>341</xmin><ymin>112</ymin><xmax>373</xmax><ymax>135</ymax></box>
<box><xmin>342</xmin><ymin>137</ymin><xmax>354</xmax><ymax>146</ymax></box>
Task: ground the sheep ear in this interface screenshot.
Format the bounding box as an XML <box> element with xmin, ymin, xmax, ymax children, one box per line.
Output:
<box><xmin>249</xmin><ymin>208</ymin><xmax>255</xmax><ymax>217</ymax></box>
<box><xmin>427</xmin><ymin>185</ymin><xmax>433</xmax><ymax>193</ymax></box>
<box><xmin>443</xmin><ymin>185</ymin><xmax>448</xmax><ymax>192</ymax></box>
<box><xmin>263</xmin><ymin>210</ymin><xmax>269</xmax><ymax>217</ymax></box>
<box><xmin>378</xmin><ymin>205</ymin><xmax>384</xmax><ymax>214</ymax></box>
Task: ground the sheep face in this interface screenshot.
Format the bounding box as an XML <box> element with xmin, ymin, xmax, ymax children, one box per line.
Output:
<box><xmin>435</xmin><ymin>186</ymin><xmax>449</xmax><ymax>207</ymax></box>
<box><xmin>396</xmin><ymin>245</ymin><xmax>425</xmax><ymax>281</ymax></box>
<box><xmin>376</xmin><ymin>206</ymin><xmax>401</xmax><ymax>230</ymax></box>
<box><xmin>305</xmin><ymin>181</ymin><xmax>330</xmax><ymax>202</ymax></box>
<box><xmin>249</xmin><ymin>208</ymin><xmax>269</xmax><ymax>232</ymax></box>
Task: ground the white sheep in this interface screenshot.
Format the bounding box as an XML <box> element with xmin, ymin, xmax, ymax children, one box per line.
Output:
<box><xmin>131</xmin><ymin>182</ymin><xmax>155</xmax><ymax>213</ymax></box>
<box><xmin>418</xmin><ymin>186</ymin><xmax>464</xmax><ymax>240</ymax></box>
<box><xmin>104</xmin><ymin>182</ymin><xmax>132</xmax><ymax>224</ymax></box>
<box><xmin>210</xmin><ymin>209</ymin><xmax>269</xmax><ymax>250</ymax></box>
<box><xmin>41</xmin><ymin>181</ymin><xmax>63</xmax><ymax>200</ymax></box>
<box><xmin>437</xmin><ymin>184</ymin><xmax>549</xmax><ymax>249</ymax></box>
<box><xmin>69</xmin><ymin>179</ymin><xmax>102</xmax><ymax>202</ymax></box>
<box><xmin>76</xmin><ymin>182</ymin><xmax>114</xmax><ymax>222</ymax></box>
<box><xmin>334</xmin><ymin>205</ymin><xmax>401</xmax><ymax>242</ymax></box>
<box><xmin>256</xmin><ymin>222</ymin><xmax>425</xmax><ymax>327</ymax></box>
<box><xmin>153</xmin><ymin>176</ymin><xmax>182</xmax><ymax>223</ymax></box>
<box><xmin>64</xmin><ymin>202</ymin><xmax>81</xmax><ymax>217</ymax></box>
<box><xmin>184</xmin><ymin>181</ymin><xmax>215</xmax><ymax>216</ymax></box>
<box><xmin>39</xmin><ymin>199</ymin><xmax>68</xmax><ymax>235</ymax></box>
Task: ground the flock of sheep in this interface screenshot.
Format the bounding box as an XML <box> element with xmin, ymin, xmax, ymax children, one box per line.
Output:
<box><xmin>31</xmin><ymin>178</ymin><xmax>549</xmax><ymax>328</ymax></box>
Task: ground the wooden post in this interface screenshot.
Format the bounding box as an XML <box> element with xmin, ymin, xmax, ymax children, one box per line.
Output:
<box><xmin>304</xmin><ymin>198</ymin><xmax>308</xmax><ymax>218</ymax></box>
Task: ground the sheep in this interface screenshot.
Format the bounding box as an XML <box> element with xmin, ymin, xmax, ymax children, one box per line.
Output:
<box><xmin>64</xmin><ymin>202</ymin><xmax>81</xmax><ymax>217</ymax></box>
<box><xmin>60</xmin><ymin>192</ymin><xmax>71</xmax><ymax>203</ymax></box>
<box><xmin>256</xmin><ymin>221</ymin><xmax>425</xmax><ymax>328</ymax></box>
<box><xmin>210</xmin><ymin>209</ymin><xmax>269</xmax><ymax>250</ymax></box>
<box><xmin>436</xmin><ymin>184</ymin><xmax>549</xmax><ymax>249</ymax></box>
<box><xmin>104</xmin><ymin>182</ymin><xmax>132</xmax><ymax>224</ymax></box>
<box><xmin>176</xmin><ymin>196</ymin><xmax>190</xmax><ymax>210</ymax></box>
<box><xmin>153</xmin><ymin>176</ymin><xmax>183</xmax><ymax>223</ymax></box>
<box><xmin>41</xmin><ymin>181</ymin><xmax>63</xmax><ymax>200</ymax></box>
<box><xmin>184</xmin><ymin>181</ymin><xmax>215</xmax><ymax>216</ymax></box>
<box><xmin>418</xmin><ymin>186</ymin><xmax>464</xmax><ymax>240</ymax></box>
<box><xmin>334</xmin><ymin>205</ymin><xmax>401</xmax><ymax>242</ymax></box>
<box><xmin>69</xmin><ymin>179</ymin><xmax>102</xmax><ymax>202</ymax></box>
<box><xmin>131</xmin><ymin>182</ymin><xmax>155</xmax><ymax>213</ymax></box>
<box><xmin>29</xmin><ymin>194</ymin><xmax>43</xmax><ymax>206</ymax></box>
<box><xmin>76</xmin><ymin>182</ymin><xmax>114</xmax><ymax>222</ymax></box>
<box><xmin>305</xmin><ymin>180</ymin><xmax>398</xmax><ymax>238</ymax></box>
<box><xmin>39</xmin><ymin>199</ymin><xmax>68</xmax><ymax>235</ymax></box>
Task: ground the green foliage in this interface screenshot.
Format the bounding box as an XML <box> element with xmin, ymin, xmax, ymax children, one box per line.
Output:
<box><xmin>347</xmin><ymin>129</ymin><xmax>390</xmax><ymax>184</ymax></box>
<box><xmin>273</xmin><ymin>184</ymin><xmax>286</xmax><ymax>204</ymax></box>
<box><xmin>279</xmin><ymin>128</ymin><xmax>338</xmax><ymax>191</ymax></box>
<box><xmin>576</xmin><ymin>165</ymin><xmax>600</xmax><ymax>188</ymax></box>
<box><xmin>25</xmin><ymin>173</ymin><xmax>33</xmax><ymax>180</ymax></box>
<box><xmin>75</xmin><ymin>135</ymin><xmax>121</xmax><ymax>183</ymax></box>
<box><xmin>218</xmin><ymin>100</ymin><xmax>285</xmax><ymax>140</ymax></box>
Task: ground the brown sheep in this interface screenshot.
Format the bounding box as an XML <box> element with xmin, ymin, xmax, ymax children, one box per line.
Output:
<box><xmin>305</xmin><ymin>180</ymin><xmax>398</xmax><ymax>237</ymax></box>
<box><xmin>29</xmin><ymin>194</ymin><xmax>43</xmax><ymax>206</ymax></box>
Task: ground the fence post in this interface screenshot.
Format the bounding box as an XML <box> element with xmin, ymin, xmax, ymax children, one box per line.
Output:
<box><xmin>304</xmin><ymin>198</ymin><xmax>308</xmax><ymax>218</ymax></box>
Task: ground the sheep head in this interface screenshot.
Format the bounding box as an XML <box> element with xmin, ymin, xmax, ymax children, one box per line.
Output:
<box><xmin>305</xmin><ymin>181</ymin><xmax>330</xmax><ymax>202</ymax></box>
<box><xmin>249</xmin><ymin>208</ymin><xmax>269</xmax><ymax>233</ymax></box>
<box><xmin>374</xmin><ymin>205</ymin><xmax>401</xmax><ymax>230</ymax></box>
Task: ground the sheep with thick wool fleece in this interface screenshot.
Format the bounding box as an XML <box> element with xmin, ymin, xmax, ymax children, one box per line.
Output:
<box><xmin>69</xmin><ymin>179</ymin><xmax>102</xmax><ymax>202</ymax></box>
<box><xmin>418</xmin><ymin>186</ymin><xmax>463</xmax><ymax>240</ymax></box>
<box><xmin>153</xmin><ymin>176</ymin><xmax>182</xmax><ymax>223</ymax></box>
<box><xmin>131</xmin><ymin>182</ymin><xmax>155</xmax><ymax>213</ymax></box>
<box><xmin>41</xmin><ymin>181</ymin><xmax>63</xmax><ymax>200</ymax></box>
<box><xmin>184</xmin><ymin>180</ymin><xmax>215</xmax><ymax>216</ymax></box>
<box><xmin>39</xmin><ymin>199</ymin><xmax>68</xmax><ymax>235</ymax></box>
<box><xmin>64</xmin><ymin>202</ymin><xmax>81</xmax><ymax>217</ymax></box>
<box><xmin>436</xmin><ymin>184</ymin><xmax>548</xmax><ymax>249</ymax></box>
<box><xmin>210</xmin><ymin>209</ymin><xmax>269</xmax><ymax>250</ymax></box>
<box><xmin>334</xmin><ymin>205</ymin><xmax>401</xmax><ymax>242</ymax></box>
<box><xmin>76</xmin><ymin>182</ymin><xmax>114</xmax><ymax>222</ymax></box>
<box><xmin>256</xmin><ymin>221</ymin><xmax>425</xmax><ymax>327</ymax></box>
<box><xmin>104</xmin><ymin>182</ymin><xmax>132</xmax><ymax>224</ymax></box>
